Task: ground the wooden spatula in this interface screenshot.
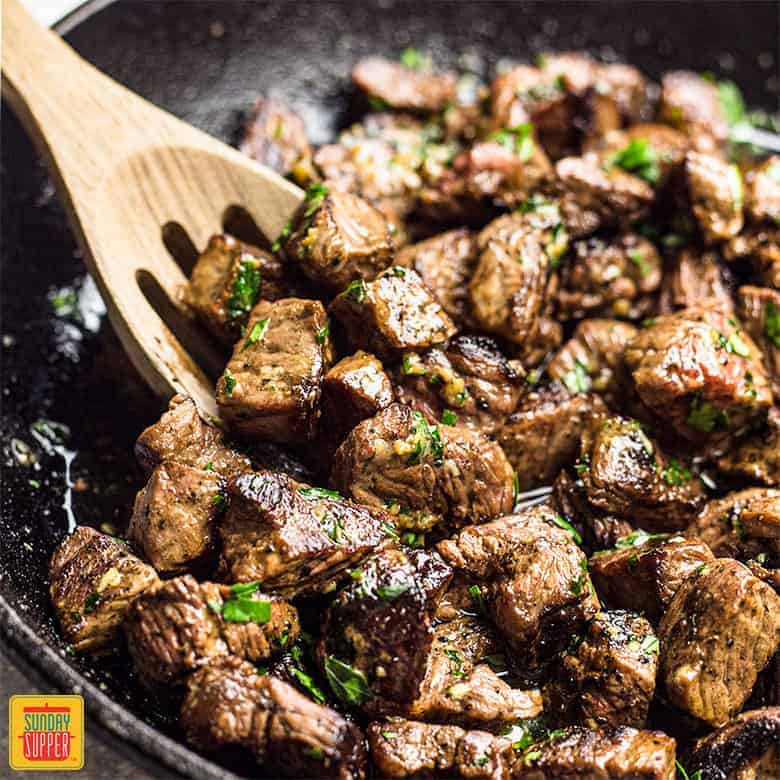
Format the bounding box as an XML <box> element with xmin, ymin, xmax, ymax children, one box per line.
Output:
<box><xmin>1</xmin><ymin>0</ymin><xmax>303</xmax><ymax>418</ymax></box>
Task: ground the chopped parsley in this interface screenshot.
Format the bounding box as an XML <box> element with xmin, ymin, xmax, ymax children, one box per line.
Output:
<box><xmin>687</xmin><ymin>395</ymin><xmax>728</xmax><ymax>433</ymax></box>
<box><xmin>727</xmin><ymin>164</ymin><xmax>743</xmax><ymax>211</ymax></box>
<box><xmin>222</xmin><ymin>368</ymin><xmax>237</xmax><ymax>396</ymax></box>
<box><xmin>766</xmin><ymin>301</ymin><xmax>780</xmax><ymax>348</ymax></box>
<box><xmin>220</xmin><ymin>583</ymin><xmax>271</xmax><ymax>624</ymax></box>
<box><xmin>302</xmin><ymin>182</ymin><xmax>330</xmax><ymax>218</ymax></box>
<box><xmin>406</xmin><ymin>412</ymin><xmax>444</xmax><ymax>466</ymax></box>
<box><xmin>441</xmin><ymin>409</ymin><xmax>457</xmax><ymax>426</ymax></box>
<box><xmin>84</xmin><ymin>593</ymin><xmax>100</xmax><ymax>614</ymax></box>
<box><xmin>469</xmin><ymin>584</ymin><xmax>487</xmax><ymax>615</ymax></box>
<box><xmin>676</xmin><ymin>759</ymin><xmax>703</xmax><ymax>780</ymax></box>
<box><xmin>343</xmin><ymin>279</ymin><xmax>368</xmax><ymax>304</ymax></box>
<box><xmin>489</xmin><ymin>123</ymin><xmax>535</xmax><ymax>162</ymax></box>
<box><xmin>609</xmin><ymin>138</ymin><xmax>660</xmax><ymax>184</ymax></box>
<box><xmin>290</xmin><ymin>668</ymin><xmax>327</xmax><ymax>704</ymax></box>
<box><xmin>445</xmin><ymin>648</ymin><xmax>467</xmax><ymax>678</ymax></box>
<box><xmin>400</xmin><ymin>47</ymin><xmax>429</xmax><ymax>70</ymax></box>
<box><xmin>29</xmin><ymin>479</ymin><xmax>40</xmax><ymax>489</ymax></box>
<box><xmin>381</xmin><ymin>731</ymin><xmax>400</xmax><ymax>739</ymax></box>
<box><xmin>550</xmin><ymin>513</ymin><xmax>582</xmax><ymax>546</ymax></box>
<box><xmin>613</xmin><ymin>529</ymin><xmax>669</xmax><ymax>550</ymax></box>
<box><xmin>715</xmin><ymin>328</ymin><xmax>750</xmax><ymax>357</ymax></box>
<box><xmin>316</xmin><ymin>323</ymin><xmax>330</xmax><ymax>344</ymax></box>
<box><xmin>402</xmin><ymin>353</ymin><xmax>426</xmax><ymax>375</ymax></box>
<box><xmin>271</xmin><ymin>220</ymin><xmax>293</xmax><ymax>252</ymax></box>
<box><xmin>381</xmin><ymin>521</ymin><xmax>400</xmax><ymax>540</ymax></box>
<box><xmin>203</xmin><ymin>461</ymin><xmax>214</xmax><ymax>471</ymax></box>
<box><xmin>49</xmin><ymin>288</ymin><xmax>79</xmax><ymax>319</ymax></box>
<box><xmin>401</xmin><ymin>531</ymin><xmax>424</xmax><ymax>548</ymax></box>
<box><xmin>324</xmin><ymin>656</ymin><xmax>371</xmax><ymax>706</ymax></box>
<box><xmin>641</xmin><ymin>634</ymin><xmax>659</xmax><ymax>655</ymax></box>
<box><xmin>661</xmin><ymin>459</ymin><xmax>692</xmax><ymax>487</ymax></box>
<box><xmin>376</xmin><ymin>581</ymin><xmax>411</xmax><ymax>601</ymax></box>
<box><xmin>628</xmin><ymin>248</ymin><xmax>651</xmax><ymax>277</ymax></box>
<box><xmin>226</xmin><ymin>259</ymin><xmax>261</xmax><ymax>321</ymax></box>
<box><xmin>242</xmin><ymin>317</ymin><xmax>270</xmax><ymax>350</ymax></box>
<box><xmin>298</xmin><ymin>486</ymin><xmax>343</xmax><ymax>501</ymax></box>
<box><xmin>211</xmin><ymin>493</ymin><xmax>227</xmax><ymax>510</ymax></box>
<box><xmin>569</xmin><ymin>558</ymin><xmax>590</xmax><ymax>596</ymax></box>
<box><xmin>512</xmin><ymin>471</ymin><xmax>521</xmax><ymax>507</ymax></box>
<box><xmin>561</xmin><ymin>359</ymin><xmax>591</xmax><ymax>394</ymax></box>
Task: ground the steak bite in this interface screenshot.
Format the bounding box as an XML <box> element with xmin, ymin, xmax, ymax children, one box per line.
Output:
<box><xmin>320</xmin><ymin>351</ymin><xmax>394</xmax><ymax>445</ymax></box>
<box><xmin>395</xmin><ymin>228</ymin><xmax>478</xmax><ymax>327</ymax></box>
<box><xmin>135</xmin><ymin>395</ymin><xmax>251</xmax><ymax>479</ymax></box>
<box><xmin>220</xmin><ymin>470</ymin><xmax>390</xmax><ymax>595</ymax></box>
<box><xmin>544</xmin><ymin>610</ymin><xmax>658</xmax><ymax>729</ymax></box>
<box><xmin>716</xmin><ymin>406</ymin><xmax>780</xmax><ymax>487</ymax></box>
<box><xmin>181</xmin><ymin>656</ymin><xmax>366</xmax><ymax>779</ymax></box>
<box><xmin>281</xmin><ymin>186</ymin><xmax>395</xmax><ymax>291</ymax></box>
<box><xmin>128</xmin><ymin>461</ymin><xmax>223</xmax><ymax>576</ymax></box>
<box><xmin>368</xmin><ymin>719</ymin><xmax>513</xmax><ymax>780</ymax></box>
<box><xmin>624</xmin><ymin>304</ymin><xmax>773</xmax><ymax>446</ymax></box>
<box><xmin>352</xmin><ymin>56</ymin><xmax>457</xmax><ymax>113</ymax></box>
<box><xmin>239</xmin><ymin>96</ymin><xmax>313</xmax><ymax>179</ymax></box>
<box><xmin>409</xmin><ymin>616</ymin><xmax>542</xmax><ymax>727</ymax></box>
<box><xmin>687</xmin><ymin>706</ymin><xmax>780</xmax><ymax>780</ymax></box>
<box><xmin>498</xmin><ymin>385</ymin><xmax>607</xmax><ymax>491</ymax></box>
<box><xmin>547</xmin><ymin>319</ymin><xmax>638</xmax><ymax>407</ymax></box>
<box><xmin>685</xmin><ymin>151</ymin><xmax>744</xmax><ymax>244</ymax></box>
<box><xmin>125</xmin><ymin>574</ymin><xmax>299</xmax><ymax>686</ymax></box>
<box><xmin>511</xmin><ymin>725</ymin><xmax>676</xmax><ymax>779</ymax></box>
<box><xmin>738</xmin><ymin>285</ymin><xmax>780</xmax><ymax>398</ymax></box>
<box><xmin>726</xmin><ymin>223</ymin><xmax>780</xmax><ymax>289</ymax></box>
<box><xmin>437</xmin><ymin>505</ymin><xmax>599</xmax><ymax>679</ymax></box>
<box><xmin>395</xmin><ymin>335</ymin><xmax>525</xmax><ymax>435</ymax></box>
<box><xmin>317</xmin><ymin>547</ymin><xmax>452</xmax><ymax>717</ymax></box>
<box><xmin>184</xmin><ymin>234</ymin><xmax>291</xmax><ymax>345</ymax></box>
<box><xmin>658</xmin><ymin>558</ymin><xmax>780</xmax><ymax>726</ymax></box>
<box><xmin>556</xmin><ymin>234</ymin><xmax>661</xmax><ymax>321</ymax></box>
<box><xmin>745</xmin><ymin>155</ymin><xmax>780</xmax><ymax>225</ymax></box>
<box><xmin>216</xmin><ymin>297</ymin><xmax>334</xmax><ymax>442</ymax></box>
<box><xmin>659</xmin><ymin>248</ymin><xmax>734</xmax><ymax>315</ymax></box>
<box><xmin>331</xmin><ymin>403</ymin><xmax>515</xmax><ymax>533</ymax></box>
<box><xmin>329</xmin><ymin>267</ymin><xmax>457</xmax><ymax>360</ymax></box>
<box><xmin>589</xmin><ymin>534</ymin><xmax>714</xmax><ymax>625</ymax></box>
<box><xmin>49</xmin><ymin>527</ymin><xmax>159</xmax><ymax>653</ymax></box>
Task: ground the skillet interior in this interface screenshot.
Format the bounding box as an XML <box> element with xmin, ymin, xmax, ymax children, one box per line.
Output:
<box><xmin>1</xmin><ymin>1</ymin><xmax>778</xmax><ymax>776</ymax></box>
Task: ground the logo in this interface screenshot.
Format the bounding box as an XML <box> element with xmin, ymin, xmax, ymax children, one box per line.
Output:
<box><xmin>9</xmin><ymin>695</ymin><xmax>84</xmax><ymax>771</ymax></box>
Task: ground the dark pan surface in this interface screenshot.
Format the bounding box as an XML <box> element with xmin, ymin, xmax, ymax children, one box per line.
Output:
<box><xmin>1</xmin><ymin>1</ymin><xmax>778</xmax><ymax>776</ymax></box>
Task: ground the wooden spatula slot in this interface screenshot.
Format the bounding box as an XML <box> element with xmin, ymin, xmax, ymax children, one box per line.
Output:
<box><xmin>221</xmin><ymin>204</ymin><xmax>272</xmax><ymax>250</ymax></box>
<box><xmin>161</xmin><ymin>221</ymin><xmax>200</xmax><ymax>277</ymax></box>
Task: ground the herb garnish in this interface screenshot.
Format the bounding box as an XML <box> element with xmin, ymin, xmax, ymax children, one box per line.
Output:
<box><xmin>343</xmin><ymin>279</ymin><xmax>368</xmax><ymax>304</ymax></box>
<box><xmin>550</xmin><ymin>513</ymin><xmax>582</xmax><ymax>546</ymax></box>
<box><xmin>242</xmin><ymin>318</ymin><xmax>270</xmax><ymax>350</ymax></box>
<box><xmin>441</xmin><ymin>409</ymin><xmax>457</xmax><ymax>426</ymax></box>
<box><xmin>766</xmin><ymin>301</ymin><xmax>780</xmax><ymax>348</ymax></box>
<box><xmin>316</xmin><ymin>323</ymin><xmax>330</xmax><ymax>344</ymax></box>
<box><xmin>298</xmin><ymin>486</ymin><xmax>343</xmax><ymax>501</ymax></box>
<box><xmin>489</xmin><ymin>123</ymin><xmax>535</xmax><ymax>161</ymax></box>
<box><xmin>609</xmin><ymin>138</ymin><xmax>659</xmax><ymax>184</ymax></box>
<box><xmin>226</xmin><ymin>259</ymin><xmax>261</xmax><ymax>321</ymax></box>
<box><xmin>222</xmin><ymin>368</ymin><xmax>237</xmax><ymax>396</ymax></box>
<box><xmin>687</xmin><ymin>395</ymin><xmax>728</xmax><ymax>433</ymax></box>
<box><xmin>324</xmin><ymin>656</ymin><xmax>371</xmax><ymax>705</ymax></box>
<box><xmin>219</xmin><ymin>581</ymin><xmax>272</xmax><ymax>624</ymax></box>
<box><xmin>561</xmin><ymin>359</ymin><xmax>591</xmax><ymax>394</ymax></box>
<box><xmin>661</xmin><ymin>459</ymin><xmax>692</xmax><ymax>487</ymax></box>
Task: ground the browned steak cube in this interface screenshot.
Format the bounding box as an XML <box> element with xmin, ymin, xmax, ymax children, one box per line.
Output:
<box><xmin>717</xmin><ymin>406</ymin><xmax>780</xmax><ymax>487</ymax></box>
<box><xmin>128</xmin><ymin>461</ymin><xmax>223</xmax><ymax>576</ymax></box>
<box><xmin>368</xmin><ymin>719</ymin><xmax>513</xmax><ymax>780</ymax></box>
<box><xmin>135</xmin><ymin>395</ymin><xmax>251</xmax><ymax>479</ymax></box>
<box><xmin>125</xmin><ymin>574</ymin><xmax>298</xmax><ymax>687</ymax></box>
<box><xmin>576</xmin><ymin>417</ymin><xmax>706</xmax><ymax>533</ymax></box>
<box><xmin>216</xmin><ymin>297</ymin><xmax>334</xmax><ymax>442</ymax></box>
<box><xmin>745</xmin><ymin>156</ymin><xmax>780</xmax><ymax>225</ymax></box>
<box><xmin>554</xmin><ymin>154</ymin><xmax>654</xmax><ymax>238</ymax></box>
<box><xmin>329</xmin><ymin>267</ymin><xmax>456</xmax><ymax>360</ymax></box>
<box><xmin>239</xmin><ymin>96</ymin><xmax>313</xmax><ymax>180</ymax></box>
<box><xmin>686</xmin><ymin>151</ymin><xmax>744</xmax><ymax>244</ymax></box>
<box><xmin>437</xmin><ymin>505</ymin><xmax>599</xmax><ymax>680</ymax></box>
<box><xmin>395</xmin><ymin>228</ymin><xmax>478</xmax><ymax>327</ymax></box>
<box><xmin>331</xmin><ymin>404</ymin><xmax>515</xmax><ymax>534</ymax></box>
<box><xmin>352</xmin><ymin>56</ymin><xmax>457</xmax><ymax>113</ymax></box>
<box><xmin>738</xmin><ymin>285</ymin><xmax>780</xmax><ymax>398</ymax></box>
<box><xmin>184</xmin><ymin>234</ymin><xmax>291</xmax><ymax>345</ymax></box>
<box><xmin>589</xmin><ymin>534</ymin><xmax>714</xmax><ymax>624</ymax></box>
<box><xmin>547</xmin><ymin>319</ymin><xmax>638</xmax><ymax>407</ymax></box>
<box><xmin>181</xmin><ymin>656</ymin><xmax>366</xmax><ymax>779</ymax></box>
<box><xmin>512</xmin><ymin>726</ymin><xmax>676</xmax><ymax>779</ymax></box>
<box><xmin>545</xmin><ymin>610</ymin><xmax>658</xmax><ymax>729</ymax></box>
<box><xmin>688</xmin><ymin>706</ymin><xmax>780</xmax><ymax>780</ymax></box>
<box><xmin>689</xmin><ymin>488</ymin><xmax>780</xmax><ymax>563</ymax></box>
<box><xmin>317</xmin><ymin>547</ymin><xmax>451</xmax><ymax>717</ymax></box>
<box><xmin>659</xmin><ymin>248</ymin><xmax>734</xmax><ymax>315</ymax></box>
<box><xmin>624</xmin><ymin>304</ymin><xmax>773</xmax><ymax>446</ymax></box>
<box><xmin>281</xmin><ymin>186</ymin><xmax>394</xmax><ymax>291</ymax></box>
<box><xmin>408</xmin><ymin>616</ymin><xmax>542</xmax><ymax>728</ymax></box>
<box><xmin>726</xmin><ymin>224</ymin><xmax>780</xmax><ymax>288</ymax></box>
<box><xmin>658</xmin><ymin>558</ymin><xmax>780</xmax><ymax>726</ymax></box>
<box><xmin>220</xmin><ymin>470</ymin><xmax>389</xmax><ymax>595</ymax></box>
<box><xmin>556</xmin><ymin>234</ymin><xmax>661</xmax><ymax>321</ymax></box>
<box><xmin>321</xmin><ymin>351</ymin><xmax>394</xmax><ymax>445</ymax></box>
<box><xmin>395</xmin><ymin>335</ymin><xmax>525</xmax><ymax>436</ymax></box>
<box><xmin>660</xmin><ymin>70</ymin><xmax>729</xmax><ymax>154</ymax></box>
<box><xmin>498</xmin><ymin>385</ymin><xmax>607</xmax><ymax>491</ymax></box>
<box><xmin>49</xmin><ymin>527</ymin><xmax>159</xmax><ymax>653</ymax></box>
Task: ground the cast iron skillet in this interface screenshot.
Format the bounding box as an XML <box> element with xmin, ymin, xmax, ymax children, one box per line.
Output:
<box><xmin>1</xmin><ymin>1</ymin><xmax>778</xmax><ymax>777</ymax></box>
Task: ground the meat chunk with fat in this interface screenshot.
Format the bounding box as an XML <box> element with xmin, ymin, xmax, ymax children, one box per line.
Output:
<box><xmin>331</xmin><ymin>403</ymin><xmax>515</xmax><ymax>533</ymax></box>
<box><xmin>395</xmin><ymin>335</ymin><xmax>525</xmax><ymax>435</ymax></box>
<box><xmin>624</xmin><ymin>304</ymin><xmax>773</xmax><ymax>446</ymax></box>
<box><xmin>368</xmin><ymin>719</ymin><xmax>513</xmax><ymax>780</ymax></box>
<box><xmin>716</xmin><ymin>406</ymin><xmax>780</xmax><ymax>487</ymax></box>
<box><xmin>511</xmin><ymin>725</ymin><xmax>676</xmax><ymax>779</ymax></box>
<box><xmin>125</xmin><ymin>574</ymin><xmax>299</xmax><ymax>686</ymax></box>
<box><xmin>685</xmin><ymin>151</ymin><xmax>744</xmax><ymax>244</ymax></box>
<box><xmin>725</xmin><ymin>223</ymin><xmax>780</xmax><ymax>289</ymax></box>
<box><xmin>395</xmin><ymin>228</ymin><xmax>478</xmax><ymax>327</ymax></box>
<box><xmin>216</xmin><ymin>297</ymin><xmax>334</xmax><ymax>442</ymax></box>
<box><xmin>498</xmin><ymin>385</ymin><xmax>607</xmax><ymax>491</ymax></box>
<box><xmin>659</xmin><ymin>248</ymin><xmax>734</xmax><ymax>314</ymax></box>
<box><xmin>184</xmin><ymin>234</ymin><xmax>292</xmax><ymax>345</ymax></box>
<box><xmin>544</xmin><ymin>610</ymin><xmax>658</xmax><ymax>729</ymax></box>
<box><xmin>556</xmin><ymin>234</ymin><xmax>661</xmax><ymax>321</ymax></box>
<box><xmin>181</xmin><ymin>656</ymin><xmax>366</xmax><ymax>779</ymax></box>
<box><xmin>49</xmin><ymin>527</ymin><xmax>159</xmax><ymax>653</ymax></box>
<box><xmin>352</xmin><ymin>57</ymin><xmax>457</xmax><ymax>113</ymax></box>
<box><xmin>744</xmin><ymin>155</ymin><xmax>780</xmax><ymax>225</ymax></box>
<box><xmin>281</xmin><ymin>187</ymin><xmax>395</xmax><ymax>291</ymax></box>
<box><xmin>589</xmin><ymin>533</ymin><xmax>714</xmax><ymax>625</ymax></box>
<box><xmin>687</xmin><ymin>706</ymin><xmax>780</xmax><ymax>780</ymax></box>
<box><xmin>658</xmin><ymin>557</ymin><xmax>780</xmax><ymax>726</ymax></box>
<box><xmin>135</xmin><ymin>395</ymin><xmax>251</xmax><ymax>479</ymax></box>
<box><xmin>220</xmin><ymin>470</ymin><xmax>390</xmax><ymax>595</ymax></box>
<box><xmin>128</xmin><ymin>461</ymin><xmax>222</xmax><ymax>575</ymax></box>
<box><xmin>317</xmin><ymin>547</ymin><xmax>452</xmax><ymax>717</ymax></box>
<box><xmin>437</xmin><ymin>505</ymin><xmax>599</xmax><ymax>680</ymax></box>
<box><xmin>738</xmin><ymin>285</ymin><xmax>780</xmax><ymax>398</ymax></box>
<box><xmin>329</xmin><ymin>267</ymin><xmax>456</xmax><ymax>360</ymax></box>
